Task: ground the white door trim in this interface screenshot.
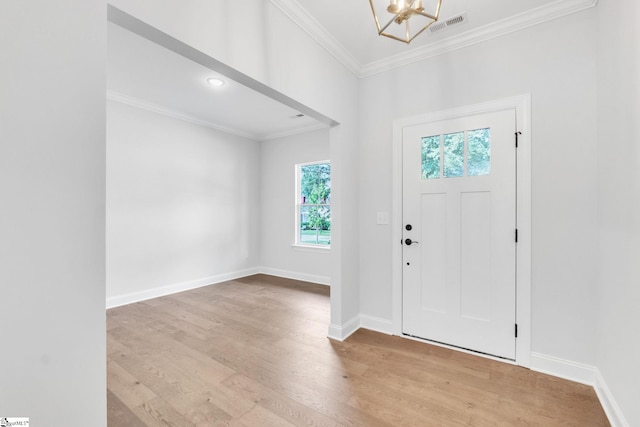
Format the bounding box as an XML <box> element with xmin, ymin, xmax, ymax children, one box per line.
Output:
<box><xmin>391</xmin><ymin>94</ymin><xmax>532</xmax><ymax>367</ymax></box>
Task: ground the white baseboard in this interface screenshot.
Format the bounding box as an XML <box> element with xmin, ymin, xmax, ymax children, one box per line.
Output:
<box><xmin>327</xmin><ymin>314</ymin><xmax>393</xmax><ymax>341</ymax></box>
<box><xmin>359</xmin><ymin>314</ymin><xmax>394</xmax><ymax>335</ymax></box>
<box><xmin>258</xmin><ymin>266</ymin><xmax>330</xmax><ymax>286</ymax></box>
<box><xmin>327</xmin><ymin>315</ymin><xmax>360</xmax><ymax>341</ymax></box>
<box><xmin>530</xmin><ymin>352</ymin><xmax>596</xmax><ymax>385</ymax></box>
<box><xmin>106</xmin><ymin>266</ymin><xmax>331</xmax><ymax>309</ymax></box>
<box><xmin>106</xmin><ymin>267</ymin><xmax>260</xmax><ymax>309</ymax></box>
<box><xmin>594</xmin><ymin>369</ymin><xmax>630</xmax><ymax>427</ymax></box>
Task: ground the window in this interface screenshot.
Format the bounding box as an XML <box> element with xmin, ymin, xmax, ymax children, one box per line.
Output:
<box><xmin>296</xmin><ymin>161</ymin><xmax>331</xmax><ymax>247</ymax></box>
<box><xmin>422</xmin><ymin>127</ymin><xmax>491</xmax><ymax>179</ymax></box>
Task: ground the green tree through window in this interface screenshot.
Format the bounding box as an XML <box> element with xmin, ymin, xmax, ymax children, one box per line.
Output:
<box><xmin>422</xmin><ymin>135</ymin><xmax>440</xmax><ymax>179</ymax></box>
<box><xmin>422</xmin><ymin>128</ymin><xmax>491</xmax><ymax>179</ymax></box>
<box><xmin>298</xmin><ymin>162</ymin><xmax>331</xmax><ymax>246</ymax></box>
<box><xmin>468</xmin><ymin>128</ymin><xmax>491</xmax><ymax>176</ymax></box>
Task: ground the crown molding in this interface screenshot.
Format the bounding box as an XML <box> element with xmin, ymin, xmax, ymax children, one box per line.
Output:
<box><xmin>272</xmin><ymin>0</ymin><xmax>598</xmax><ymax>79</ymax></box>
<box><xmin>361</xmin><ymin>0</ymin><xmax>598</xmax><ymax>76</ymax></box>
<box><xmin>107</xmin><ymin>90</ymin><xmax>258</xmax><ymax>139</ymax></box>
<box><xmin>269</xmin><ymin>0</ymin><xmax>363</xmax><ymax>77</ymax></box>
<box><xmin>107</xmin><ymin>90</ymin><xmax>327</xmax><ymax>142</ymax></box>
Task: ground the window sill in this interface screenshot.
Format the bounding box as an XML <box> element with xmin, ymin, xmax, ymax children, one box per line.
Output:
<box><xmin>291</xmin><ymin>244</ymin><xmax>331</xmax><ymax>253</ymax></box>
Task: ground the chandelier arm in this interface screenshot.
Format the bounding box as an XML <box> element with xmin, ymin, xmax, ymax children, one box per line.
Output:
<box><xmin>368</xmin><ymin>0</ymin><xmax>383</xmax><ymax>32</ymax></box>
<box><xmin>407</xmin><ymin>20</ymin><xmax>437</xmax><ymax>43</ymax></box>
<box><xmin>378</xmin><ymin>14</ymin><xmax>402</xmax><ymax>34</ymax></box>
<box><xmin>416</xmin><ymin>11</ymin><xmax>440</xmax><ymax>21</ymax></box>
<box><xmin>420</xmin><ymin>0</ymin><xmax>442</xmax><ymax>21</ymax></box>
<box><xmin>380</xmin><ymin>32</ymin><xmax>411</xmax><ymax>44</ymax></box>
<box><xmin>405</xmin><ymin>20</ymin><xmax>410</xmax><ymax>43</ymax></box>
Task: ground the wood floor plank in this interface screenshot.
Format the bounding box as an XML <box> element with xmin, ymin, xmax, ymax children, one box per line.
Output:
<box><xmin>231</xmin><ymin>405</ymin><xmax>297</xmax><ymax>427</ymax></box>
<box><xmin>107</xmin><ymin>389</ymin><xmax>147</xmax><ymax>427</ymax></box>
<box><xmin>112</xmin><ymin>346</ymin><xmax>256</xmax><ymax>421</ymax></box>
<box><xmin>107</xmin><ymin>359</ymin><xmax>158</xmax><ymax>408</ymax></box>
<box><xmin>132</xmin><ymin>396</ymin><xmax>196</xmax><ymax>427</ymax></box>
<box><xmin>107</xmin><ymin>274</ymin><xmax>609</xmax><ymax>426</ymax></box>
<box><xmin>222</xmin><ymin>373</ymin><xmax>338</xmax><ymax>427</ymax></box>
<box><xmin>171</xmin><ymin>329</ymin><xmax>357</xmax><ymax>404</ymax></box>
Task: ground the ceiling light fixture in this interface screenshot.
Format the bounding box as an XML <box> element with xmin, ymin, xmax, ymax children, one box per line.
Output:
<box><xmin>206</xmin><ymin>77</ymin><xmax>225</xmax><ymax>88</ymax></box>
<box><xmin>369</xmin><ymin>0</ymin><xmax>442</xmax><ymax>44</ymax></box>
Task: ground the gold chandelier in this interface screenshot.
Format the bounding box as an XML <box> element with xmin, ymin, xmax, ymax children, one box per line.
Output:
<box><xmin>369</xmin><ymin>0</ymin><xmax>442</xmax><ymax>44</ymax></box>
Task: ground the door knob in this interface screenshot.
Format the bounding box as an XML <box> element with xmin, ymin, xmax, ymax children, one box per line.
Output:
<box><xmin>404</xmin><ymin>238</ymin><xmax>419</xmax><ymax>245</ymax></box>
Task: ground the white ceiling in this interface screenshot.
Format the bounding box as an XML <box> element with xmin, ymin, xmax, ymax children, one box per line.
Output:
<box><xmin>107</xmin><ymin>0</ymin><xmax>596</xmax><ymax>139</ymax></box>
<box><xmin>274</xmin><ymin>0</ymin><xmax>596</xmax><ymax>76</ymax></box>
<box><xmin>293</xmin><ymin>0</ymin><xmax>558</xmax><ymax>65</ymax></box>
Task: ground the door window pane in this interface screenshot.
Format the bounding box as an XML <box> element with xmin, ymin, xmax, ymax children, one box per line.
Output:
<box><xmin>421</xmin><ymin>135</ymin><xmax>440</xmax><ymax>179</ymax></box>
<box><xmin>468</xmin><ymin>128</ymin><xmax>491</xmax><ymax>176</ymax></box>
<box><xmin>444</xmin><ymin>132</ymin><xmax>464</xmax><ymax>178</ymax></box>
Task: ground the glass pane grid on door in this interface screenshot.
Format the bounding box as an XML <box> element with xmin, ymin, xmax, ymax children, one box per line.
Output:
<box><xmin>421</xmin><ymin>128</ymin><xmax>491</xmax><ymax>180</ymax></box>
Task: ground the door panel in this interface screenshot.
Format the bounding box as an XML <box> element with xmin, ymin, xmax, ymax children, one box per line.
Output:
<box><xmin>402</xmin><ymin>109</ymin><xmax>516</xmax><ymax>359</ymax></box>
<box><xmin>420</xmin><ymin>193</ymin><xmax>447</xmax><ymax>313</ymax></box>
<box><xmin>460</xmin><ymin>191</ymin><xmax>492</xmax><ymax>321</ymax></box>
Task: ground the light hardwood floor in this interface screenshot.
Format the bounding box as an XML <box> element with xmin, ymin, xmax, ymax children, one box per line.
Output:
<box><xmin>107</xmin><ymin>274</ymin><xmax>609</xmax><ymax>426</ymax></box>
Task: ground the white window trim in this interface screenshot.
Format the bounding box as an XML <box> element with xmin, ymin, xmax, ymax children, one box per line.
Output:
<box><xmin>290</xmin><ymin>243</ymin><xmax>331</xmax><ymax>252</ymax></box>
<box><xmin>294</xmin><ymin>160</ymin><xmax>331</xmax><ymax>249</ymax></box>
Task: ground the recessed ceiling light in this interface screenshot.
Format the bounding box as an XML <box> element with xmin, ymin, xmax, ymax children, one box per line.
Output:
<box><xmin>206</xmin><ymin>77</ymin><xmax>225</xmax><ymax>88</ymax></box>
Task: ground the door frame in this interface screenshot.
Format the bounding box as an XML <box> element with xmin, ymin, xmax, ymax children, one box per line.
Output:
<box><xmin>391</xmin><ymin>94</ymin><xmax>532</xmax><ymax>366</ymax></box>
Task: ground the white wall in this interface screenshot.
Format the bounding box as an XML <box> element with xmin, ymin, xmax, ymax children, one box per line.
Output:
<box><xmin>106</xmin><ymin>101</ymin><xmax>260</xmax><ymax>305</ymax></box>
<box><xmin>107</xmin><ymin>0</ymin><xmax>361</xmax><ymax>332</ymax></box>
<box><xmin>0</xmin><ymin>1</ymin><xmax>106</xmax><ymax>425</ymax></box>
<box><xmin>260</xmin><ymin>128</ymin><xmax>331</xmax><ymax>284</ymax></box>
<box><xmin>358</xmin><ymin>10</ymin><xmax>599</xmax><ymax>364</ymax></box>
<box><xmin>596</xmin><ymin>0</ymin><xmax>640</xmax><ymax>425</ymax></box>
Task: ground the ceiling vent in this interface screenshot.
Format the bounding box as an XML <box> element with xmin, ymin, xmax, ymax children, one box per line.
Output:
<box><xmin>430</xmin><ymin>12</ymin><xmax>467</xmax><ymax>34</ymax></box>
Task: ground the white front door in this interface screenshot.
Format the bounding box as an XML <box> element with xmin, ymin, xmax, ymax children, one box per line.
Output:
<box><xmin>402</xmin><ymin>109</ymin><xmax>517</xmax><ymax>359</ymax></box>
